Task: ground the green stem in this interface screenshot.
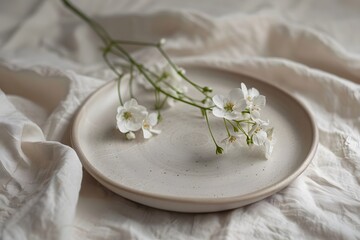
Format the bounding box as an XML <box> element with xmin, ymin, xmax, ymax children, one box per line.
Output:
<box><xmin>113</xmin><ymin>40</ymin><xmax>158</xmax><ymax>47</ymax></box>
<box><xmin>204</xmin><ymin>111</ymin><xmax>222</xmax><ymax>154</ymax></box>
<box><xmin>233</xmin><ymin>120</ymin><xmax>249</xmax><ymax>138</ymax></box>
<box><xmin>223</xmin><ymin>118</ymin><xmax>231</xmax><ymax>137</ymax></box>
<box><xmin>158</xmin><ymin>96</ymin><xmax>169</xmax><ymax>109</ymax></box>
<box><xmin>62</xmin><ymin>0</ymin><xmax>110</xmax><ymax>44</ymax></box>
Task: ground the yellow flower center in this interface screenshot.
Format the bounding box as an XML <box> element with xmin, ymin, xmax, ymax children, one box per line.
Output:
<box><xmin>224</xmin><ymin>102</ymin><xmax>234</xmax><ymax>112</ymax></box>
<box><xmin>143</xmin><ymin>123</ymin><xmax>150</xmax><ymax>129</ymax></box>
<box><xmin>123</xmin><ymin>111</ymin><xmax>132</xmax><ymax>120</ymax></box>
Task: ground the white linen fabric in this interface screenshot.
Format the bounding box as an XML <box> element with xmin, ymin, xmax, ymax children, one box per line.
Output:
<box><xmin>1</xmin><ymin>0</ymin><xmax>360</xmax><ymax>239</ymax></box>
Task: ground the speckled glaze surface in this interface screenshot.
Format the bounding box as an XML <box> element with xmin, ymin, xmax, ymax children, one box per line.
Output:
<box><xmin>71</xmin><ymin>66</ymin><xmax>318</xmax><ymax>212</ymax></box>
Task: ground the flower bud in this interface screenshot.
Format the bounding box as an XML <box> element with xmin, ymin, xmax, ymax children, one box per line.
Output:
<box><xmin>216</xmin><ymin>146</ymin><xmax>224</xmax><ymax>155</ymax></box>
<box><xmin>159</xmin><ymin>38</ymin><xmax>166</xmax><ymax>46</ymax></box>
<box><xmin>125</xmin><ymin>131</ymin><xmax>136</xmax><ymax>140</ymax></box>
<box><xmin>203</xmin><ymin>86</ymin><xmax>212</xmax><ymax>93</ymax></box>
<box><xmin>178</xmin><ymin>68</ymin><xmax>186</xmax><ymax>75</ymax></box>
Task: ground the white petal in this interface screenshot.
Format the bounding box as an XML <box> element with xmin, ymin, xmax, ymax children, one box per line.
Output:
<box><xmin>142</xmin><ymin>128</ymin><xmax>153</xmax><ymax>139</ymax></box>
<box><xmin>249</xmin><ymin>88</ymin><xmax>260</xmax><ymax>98</ymax></box>
<box><xmin>147</xmin><ymin>112</ymin><xmax>158</xmax><ymax>126</ymax></box>
<box><xmin>265</xmin><ymin>140</ymin><xmax>274</xmax><ymax>159</ymax></box>
<box><xmin>129</xmin><ymin>104</ymin><xmax>147</xmax><ymax>114</ymax></box>
<box><xmin>241</xmin><ymin>83</ymin><xmax>248</xmax><ymax>97</ymax></box>
<box><xmin>212</xmin><ymin>95</ymin><xmax>225</xmax><ymax>108</ymax></box>
<box><xmin>254</xmin><ymin>95</ymin><xmax>266</xmax><ymax>107</ymax></box>
<box><xmin>266</xmin><ymin>127</ymin><xmax>274</xmax><ymax>141</ymax></box>
<box><xmin>254</xmin><ymin>118</ymin><xmax>269</xmax><ymax>126</ymax></box>
<box><xmin>126</xmin><ymin>121</ymin><xmax>142</xmax><ymax>131</ymax></box>
<box><xmin>221</xmin><ymin>135</ymin><xmax>241</xmax><ymax>152</ymax></box>
<box><xmin>224</xmin><ymin>112</ymin><xmax>241</xmax><ymax>120</ymax></box>
<box><xmin>132</xmin><ymin>110</ymin><xmax>147</xmax><ymax>122</ymax></box>
<box><xmin>150</xmin><ymin>128</ymin><xmax>162</xmax><ymax>135</ymax></box>
<box><xmin>251</xmin><ymin>110</ymin><xmax>261</xmax><ymax>119</ymax></box>
<box><xmin>212</xmin><ymin>107</ymin><xmax>225</xmax><ymax>118</ymax></box>
<box><xmin>229</xmin><ymin>88</ymin><xmax>244</xmax><ymax>101</ymax></box>
<box><xmin>116</xmin><ymin>110</ymin><xmax>124</xmax><ymax>121</ymax></box>
<box><xmin>124</xmin><ymin>98</ymin><xmax>138</xmax><ymax>108</ymax></box>
<box><xmin>117</xmin><ymin>120</ymin><xmax>128</xmax><ymax>133</ymax></box>
<box><xmin>234</xmin><ymin>99</ymin><xmax>247</xmax><ymax>112</ymax></box>
<box><xmin>253</xmin><ymin>130</ymin><xmax>267</xmax><ymax>145</ymax></box>
<box><xmin>117</xmin><ymin>106</ymin><xmax>125</xmax><ymax>114</ymax></box>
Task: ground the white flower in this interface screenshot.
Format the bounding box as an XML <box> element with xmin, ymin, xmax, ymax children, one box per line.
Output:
<box><xmin>249</xmin><ymin>119</ymin><xmax>274</xmax><ymax>159</ymax></box>
<box><xmin>116</xmin><ymin>99</ymin><xmax>148</xmax><ymax>133</ymax></box>
<box><xmin>221</xmin><ymin>134</ymin><xmax>245</xmax><ymax>152</ymax></box>
<box><xmin>142</xmin><ymin>112</ymin><xmax>161</xmax><ymax>139</ymax></box>
<box><xmin>212</xmin><ymin>89</ymin><xmax>246</xmax><ymax>120</ymax></box>
<box><xmin>241</xmin><ymin>83</ymin><xmax>266</xmax><ymax>119</ymax></box>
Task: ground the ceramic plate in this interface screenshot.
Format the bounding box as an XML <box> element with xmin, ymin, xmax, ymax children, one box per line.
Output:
<box><xmin>71</xmin><ymin>66</ymin><xmax>318</xmax><ymax>212</ymax></box>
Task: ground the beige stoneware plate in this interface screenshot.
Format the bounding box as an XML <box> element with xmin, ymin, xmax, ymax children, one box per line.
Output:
<box><xmin>71</xmin><ymin>66</ymin><xmax>318</xmax><ymax>212</ymax></box>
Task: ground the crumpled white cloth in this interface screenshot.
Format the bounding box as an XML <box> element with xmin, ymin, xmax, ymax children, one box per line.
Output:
<box><xmin>0</xmin><ymin>0</ymin><xmax>360</xmax><ymax>239</ymax></box>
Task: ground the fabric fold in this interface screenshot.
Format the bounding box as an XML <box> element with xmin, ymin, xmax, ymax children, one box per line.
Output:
<box><xmin>0</xmin><ymin>90</ymin><xmax>82</xmax><ymax>240</ymax></box>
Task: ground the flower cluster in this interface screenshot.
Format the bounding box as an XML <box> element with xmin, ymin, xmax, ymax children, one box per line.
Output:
<box><xmin>116</xmin><ymin>99</ymin><xmax>161</xmax><ymax>140</ymax></box>
<box><xmin>212</xmin><ymin>83</ymin><xmax>275</xmax><ymax>158</ymax></box>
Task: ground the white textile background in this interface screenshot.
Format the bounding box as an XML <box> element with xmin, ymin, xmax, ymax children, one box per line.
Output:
<box><xmin>0</xmin><ymin>0</ymin><xmax>360</xmax><ymax>239</ymax></box>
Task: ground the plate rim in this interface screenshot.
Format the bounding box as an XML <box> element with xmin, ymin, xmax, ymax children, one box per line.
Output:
<box><xmin>71</xmin><ymin>65</ymin><xmax>319</xmax><ymax>206</ymax></box>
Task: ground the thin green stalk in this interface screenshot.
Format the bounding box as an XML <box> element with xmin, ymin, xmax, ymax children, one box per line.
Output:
<box><xmin>204</xmin><ymin>111</ymin><xmax>223</xmax><ymax>154</ymax></box>
<box><xmin>223</xmin><ymin>118</ymin><xmax>231</xmax><ymax>137</ymax></box>
<box><xmin>113</xmin><ymin>40</ymin><xmax>158</xmax><ymax>47</ymax></box>
<box><xmin>158</xmin><ymin>96</ymin><xmax>169</xmax><ymax>109</ymax></box>
<box><xmin>62</xmin><ymin>0</ymin><xmax>110</xmax><ymax>44</ymax></box>
<box><xmin>224</xmin><ymin>119</ymin><xmax>248</xmax><ymax>138</ymax></box>
<box><xmin>233</xmin><ymin>120</ymin><xmax>249</xmax><ymax>138</ymax></box>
